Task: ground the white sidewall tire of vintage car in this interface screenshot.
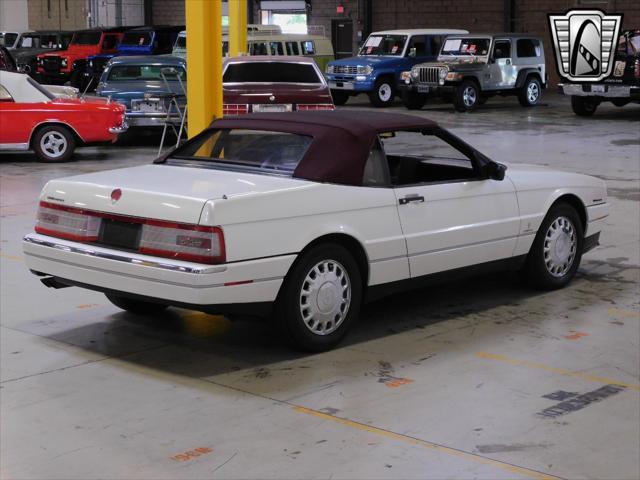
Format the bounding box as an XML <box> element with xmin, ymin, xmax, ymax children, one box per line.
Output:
<box><xmin>275</xmin><ymin>243</ymin><xmax>362</xmax><ymax>352</ymax></box>
<box><xmin>523</xmin><ymin>202</ymin><xmax>584</xmax><ymax>290</ymax></box>
<box><xmin>32</xmin><ymin>125</ymin><xmax>76</xmax><ymax>162</ymax></box>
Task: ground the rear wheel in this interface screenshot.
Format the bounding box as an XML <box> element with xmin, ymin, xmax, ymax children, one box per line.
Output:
<box><xmin>368</xmin><ymin>77</ymin><xmax>395</xmax><ymax>107</ymax></box>
<box><xmin>275</xmin><ymin>244</ymin><xmax>362</xmax><ymax>352</ymax></box>
<box><xmin>522</xmin><ymin>203</ymin><xmax>584</xmax><ymax>290</ymax></box>
<box><xmin>571</xmin><ymin>96</ymin><xmax>598</xmax><ymax>116</ymax></box>
<box><xmin>402</xmin><ymin>91</ymin><xmax>428</xmax><ymax>110</ymax></box>
<box><xmin>518</xmin><ymin>76</ymin><xmax>541</xmax><ymax>107</ymax></box>
<box><xmin>32</xmin><ymin>125</ymin><xmax>76</xmax><ymax>162</ymax></box>
<box><xmin>331</xmin><ymin>90</ymin><xmax>349</xmax><ymax>106</ymax></box>
<box><xmin>454</xmin><ymin>79</ymin><xmax>480</xmax><ymax>112</ymax></box>
<box><xmin>106</xmin><ymin>294</ymin><xmax>169</xmax><ymax>315</ymax></box>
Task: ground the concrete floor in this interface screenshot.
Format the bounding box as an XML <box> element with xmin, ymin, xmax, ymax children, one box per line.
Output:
<box><xmin>1</xmin><ymin>93</ymin><xmax>639</xmax><ymax>480</ymax></box>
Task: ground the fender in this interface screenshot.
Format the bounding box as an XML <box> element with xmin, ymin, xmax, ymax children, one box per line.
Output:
<box><xmin>516</xmin><ymin>68</ymin><xmax>544</xmax><ymax>88</ymax></box>
<box><xmin>29</xmin><ymin>120</ymin><xmax>85</xmax><ymax>145</ymax></box>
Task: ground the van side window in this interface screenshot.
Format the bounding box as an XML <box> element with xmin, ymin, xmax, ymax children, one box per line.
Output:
<box><xmin>249</xmin><ymin>42</ymin><xmax>268</xmax><ymax>55</ymax></box>
<box><xmin>270</xmin><ymin>41</ymin><xmax>284</xmax><ymax>55</ymax></box>
<box><xmin>516</xmin><ymin>39</ymin><xmax>540</xmax><ymax>57</ymax></box>
<box><xmin>285</xmin><ymin>41</ymin><xmax>300</xmax><ymax>55</ymax></box>
<box><xmin>301</xmin><ymin>40</ymin><xmax>315</xmax><ymax>55</ymax></box>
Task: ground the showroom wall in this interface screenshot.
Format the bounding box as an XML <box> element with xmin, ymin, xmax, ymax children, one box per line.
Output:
<box><xmin>26</xmin><ymin>0</ymin><xmax>145</xmax><ymax>29</ymax></box>
<box><xmin>0</xmin><ymin>0</ymin><xmax>29</xmax><ymax>31</ymax></box>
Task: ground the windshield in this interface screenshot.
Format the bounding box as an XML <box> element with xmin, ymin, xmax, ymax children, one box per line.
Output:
<box><xmin>175</xmin><ymin>35</ymin><xmax>186</xmax><ymax>48</ymax></box>
<box><xmin>107</xmin><ymin>64</ymin><xmax>186</xmax><ymax>81</ymax></box>
<box><xmin>441</xmin><ymin>38</ymin><xmax>491</xmax><ymax>56</ymax></box>
<box><xmin>359</xmin><ymin>35</ymin><xmax>407</xmax><ymax>56</ymax></box>
<box><xmin>27</xmin><ymin>77</ymin><xmax>55</xmax><ymax>100</ymax></box>
<box><xmin>223</xmin><ymin>62</ymin><xmax>321</xmax><ymax>83</ymax></box>
<box><xmin>121</xmin><ymin>32</ymin><xmax>152</xmax><ymax>46</ymax></box>
<box><xmin>72</xmin><ymin>32</ymin><xmax>101</xmax><ymax>45</ymax></box>
<box><xmin>170</xmin><ymin>129</ymin><xmax>312</xmax><ymax>174</ymax></box>
<box><xmin>2</xmin><ymin>33</ymin><xmax>18</xmax><ymax>46</ymax></box>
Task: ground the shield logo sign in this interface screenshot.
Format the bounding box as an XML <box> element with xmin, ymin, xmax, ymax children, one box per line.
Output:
<box><xmin>548</xmin><ymin>9</ymin><xmax>623</xmax><ymax>82</ymax></box>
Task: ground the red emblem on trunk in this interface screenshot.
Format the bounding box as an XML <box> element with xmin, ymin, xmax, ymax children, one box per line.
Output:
<box><xmin>110</xmin><ymin>188</ymin><xmax>122</xmax><ymax>203</ymax></box>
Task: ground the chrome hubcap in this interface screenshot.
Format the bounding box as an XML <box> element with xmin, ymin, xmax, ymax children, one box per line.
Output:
<box><xmin>463</xmin><ymin>86</ymin><xmax>477</xmax><ymax>107</ymax></box>
<box><xmin>527</xmin><ymin>82</ymin><xmax>539</xmax><ymax>103</ymax></box>
<box><xmin>378</xmin><ymin>83</ymin><xmax>392</xmax><ymax>102</ymax></box>
<box><xmin>299</xmin><ymin>259</ymin><xmax>351</xmax><ymax>335</ymax></box>
<box><xmin>544</xmin><ymin>216</ymin><xmax>577</xmax><ymax>277</ymax></box>
<box><xmin>40</xmin><ymin>132</ymin><xmax>67</xmax><ymax>158</ymax></box>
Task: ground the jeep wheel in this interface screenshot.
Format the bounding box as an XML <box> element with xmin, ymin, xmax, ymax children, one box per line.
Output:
<box><xmin>402</xmin><ymin>91</ymin><xmax>428</xmax><ymax>110</ymax></box>
<box><xmin>32</xmin><ymin>125</ymin><xmax>76</xmax><ymax>162</ymax></box>
<box><xmin>454</xmin><ymin>80</ymin><xmax>480</xmax><ymax>112</ymax></box>
<box><xmin>368</xmin><ymin>77</ymin><xmax>395</xmax><ymax>107</ymax></box>
<box><xmin>571</xmin><ymin>96</ymin><xmax>598</xmax><ymax>116</ymax></box>
<box><xmin>518</xmin><ymin>76</ymin><xmax>542</xmax><ymax>107</ymax></box>
<box><xmin>331</xmin><ymin>90</ymin><xmax>349</xmax><ymax>106</ymax></box>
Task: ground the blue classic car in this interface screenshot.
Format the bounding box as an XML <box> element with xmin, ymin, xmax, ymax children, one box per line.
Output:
<box><xmin>96</xmin><ymin>55</ymin><xmax>186</xmax><ymax>127</ymax></box>
<box><xmin>86</xmin><ymin>25</ymin><xmax>183</xmax><ymax>88</ymax></box>
<box><xmin>325</xmin><ymin>29</ymin><xmax>467</xmax><ymax>107</ymax></box>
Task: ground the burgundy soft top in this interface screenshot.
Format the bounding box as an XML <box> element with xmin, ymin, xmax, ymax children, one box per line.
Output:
<box><xmin>210</xmin><ymin>111</ymin><xmax>439</xmax><ymax>185</ymax></box>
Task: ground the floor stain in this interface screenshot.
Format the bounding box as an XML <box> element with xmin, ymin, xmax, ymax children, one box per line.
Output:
<box><xmin>475</xmin><ymin>443</ymin><xmax>552</xmax><ymax>454</ymax></box>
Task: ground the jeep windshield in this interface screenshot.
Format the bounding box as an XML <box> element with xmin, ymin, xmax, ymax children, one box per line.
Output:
<box><xmin>71</xmin><ymin>32</ymin><xmax>101</xmax><ymax>45</ymax></box>
<box><xmin>167</xmin><ymin>129</ymin><xmax>312</xmax><ymax>175</ymax></box>
<box><xmin>440</xmin><ymin>38</ymin><xmax>491</xmax><ymax>56</ymax></box>
<box><xmin>358</xmin><ymin>35</ymin><xmax>407</xmax><ymax>56</ymax></box>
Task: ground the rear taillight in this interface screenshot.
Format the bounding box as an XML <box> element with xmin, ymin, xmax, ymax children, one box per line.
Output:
<box><xmin>35</xmin><ymin>201</ymin><xmax>100</xmax><ymax>242</ymax></box>
<box><xmin>635</xmin><ymin>59</ymin><xmax>639</xmax><ymax>78</ymax></box>
<box><xmin>34</xmin><ymin>201</ymin><xmax>226</xmax><ymax>264</ymax></box>
<box><xmin>139</xmin><ymin>222</ymin><xmax>225</xmax><ymax>264</ymax></box>
<box><xmin>223</xmin><ymin>104</ymin><xmax>249</xmax><ymax>115</ymax></box>
<box><xmin>296</xmin><ymin>104</ymin><xmax>335</xmax><ymax>111</ymax></box>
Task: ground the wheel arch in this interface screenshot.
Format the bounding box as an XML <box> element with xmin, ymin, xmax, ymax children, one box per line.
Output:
<box><xmin>548</xmin><ymin>193</ymin><xmax>587</xmax><ymax>231</ymax></box>
<box><xmin>516</xmin><ymin>69</ymin><xmax>543</xmax><ymax>88</ymax></box>
<box><xmin>29</xmin><ymin>121</ymin><xmax>84</xmax><ymax>148</ymax></box>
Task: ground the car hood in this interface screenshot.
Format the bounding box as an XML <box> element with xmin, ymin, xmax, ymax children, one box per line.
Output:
<box><xmin>503</xmin><ymin>162</ymin><xmax>606</xmax><ymax>192</ymax></box>
<box><xmin>224</xmin><ymin>84</ymin><xmax>332</xmax><ymax>104</ymax></box>
<box><xmin>39</xmin><ymin>164</ymin><xmax>314</xmax><ymax>224</ymax></box>
<box><xmin>330</xmin><ymin>55</ymin><xmax>404</xmax><ymax>68</ymax></box>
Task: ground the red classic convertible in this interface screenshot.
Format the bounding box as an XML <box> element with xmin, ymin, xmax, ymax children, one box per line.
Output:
<box><xmin>0</xmin><ymin>71</ymin><xmax>127</xmax><ymax>162</ymax></box>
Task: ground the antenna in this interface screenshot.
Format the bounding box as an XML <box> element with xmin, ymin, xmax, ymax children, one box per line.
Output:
<box><xmin>80</xmin><ymin>76</ymin><xmax>94</xmax><ymax>100</ymax></box>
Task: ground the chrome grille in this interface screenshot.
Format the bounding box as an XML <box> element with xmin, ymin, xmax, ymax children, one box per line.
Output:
<box><xmin>417</xmin><ymin>66</ymin><xmax>442</xmax><ymax>84</ymax></box>
<box><xmin>333</xmin><ymin>65</ymin><xmax>357</xmax><ymax>75</ymax></box>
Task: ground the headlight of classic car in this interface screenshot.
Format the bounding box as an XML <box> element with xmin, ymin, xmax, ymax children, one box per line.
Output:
<box><xmin>326</xmin><ymin>64</ymin><xmax>334</xmax><ymax>74</ymax></box>
<box><xmin>411</xmin><ymin>68</ymin><xmax>419</xmax><ymax>79</ymax></box>
<box><xmin>61</xmin><ymin>58</ymin><xmax>68</xmax><ymax>67</ymax></box>
<box><xmin>439</xmin><ymin>67</ymin><xmax>448</xmax><ymax>85</ymax></box>
<box><xmin>357</xmin><ymin>65</ymin><xmax>373</xmax><ymax>75</ymax></box>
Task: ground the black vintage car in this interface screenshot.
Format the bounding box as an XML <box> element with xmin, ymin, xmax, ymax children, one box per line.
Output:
<box><xmin>10</xmin><ymin>31</ymin><xmax>73</xmax><ymax>80</ymax></box>
<box><xmin>560</xmin><ymin>29</ymin><xmax>640</xmax><ymax>116</ymax></box>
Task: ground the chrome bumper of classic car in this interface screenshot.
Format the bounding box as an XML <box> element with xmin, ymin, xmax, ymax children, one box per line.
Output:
<box><xmin>23</xmin><ymin>233</ymin><xmax>295</xmax><ymax>308</ymax></box>
<box><xmin>560</xmin><ymin>83</ymin><xmax>640</xmax><ymax>99</ymax></box>
<box><xmin>109</xmin><ymin>121</ymin><xmax>129</xmax><ymax>134</ymax></box>
<box><xmin>125</xmin><ymin>112</ymin><xmax>181</xmax><ymax>127</ymax></box>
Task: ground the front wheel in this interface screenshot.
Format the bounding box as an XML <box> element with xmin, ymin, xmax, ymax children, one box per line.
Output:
<box><xmin>275</xmin><ymin>244</ymin><xmax>362</xmax><ymax>352</ymax></box>
<box><xmin>331</xmin><ymin>89</ymin><xmax>349</xmax><ymax>106</ymax></box>
<box><xmin>518</xmin><ymin>76</ymin><xmax>542</xmax><ymax>107</ymax></box>
<box><xmin>522</xmin><ymin>203</ymin><xmax>584</xmax><ymax>290</ymax></box>
<box><xmin>402</xmin><ymin>91</ymin><xmax>428</xmax><ymax>110</ymax></box>
<box><xmin>571</xmin><ymin>96</ymin><xmax>598</xmax><ymax>116</ymax></box>
<box><xmin>106</xmin><ymin>294</ymin><xmax>169</xmax><ymax>315</ymax></box>
<box><xmin>368</xmin><ymin>77</ymin><xmax>395</xmax><ymax>107</ymax></box>
<box><xmin>454</xmin><ymin>80</ymin><xmax>480</xmax><ymax>112</ymax></box>
<box><xmin>32</xmin><ymin>125</ymin><xmax>76</xmax><ymax>162</ymax></box>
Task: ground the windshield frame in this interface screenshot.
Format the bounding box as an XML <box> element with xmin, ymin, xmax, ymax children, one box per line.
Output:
<box><xmin>439</xmin><ymin>37</ymin><xmax>493</xmax><ymax>58</ymax></box>
<box><xmin>358</xmin><ymin>34</ymin><xmax>408</xmax><ymax>57</ymax></box>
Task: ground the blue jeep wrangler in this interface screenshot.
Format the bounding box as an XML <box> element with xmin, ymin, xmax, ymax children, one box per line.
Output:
<box><xmin>325</xmin><ymin>29</ymin><xmax>467</xmax><ymax>107</ymax></box>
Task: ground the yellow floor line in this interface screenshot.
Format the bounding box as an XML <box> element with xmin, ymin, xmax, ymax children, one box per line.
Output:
<box><xmin>476</xmin><ymin>352</ymin><xmax>640</xmax><ymax>391</ymax></box>
<box><xmin>293</xmin><ymin>406</ymin><xmax>560</xmax><ymax>480</ymax></box>
<box><xmin>0</xmin><ymin>253</ymin><xmax>23</xmax><ymax>261</ymax></box>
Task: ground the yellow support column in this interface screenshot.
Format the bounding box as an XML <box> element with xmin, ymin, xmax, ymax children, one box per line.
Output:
<box><xmin>228</xmin><ymin>0</ymin><xmax>248</xmax><ymax>57</ymax></box>
<box><xmin>186</xmin><ymin>0</ymin><xmax>223</xmax><ymax>137</ymax></box>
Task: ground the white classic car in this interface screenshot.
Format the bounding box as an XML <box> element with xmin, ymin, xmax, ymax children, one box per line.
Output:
<box><xmin>23</xmin><ymin>112</ymin><xmax>608</xmax><ymax>351</ymax></box>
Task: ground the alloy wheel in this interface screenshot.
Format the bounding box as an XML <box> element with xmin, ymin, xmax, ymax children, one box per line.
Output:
<box><xmin>40</xmin><ymin>131</ymin><xmax>68</xmax><ymax>159</ymax></box>
<box><xmin>543</xmin><ymin>216</ymin><xmax>577</xmax><ymax>277</ymax></box>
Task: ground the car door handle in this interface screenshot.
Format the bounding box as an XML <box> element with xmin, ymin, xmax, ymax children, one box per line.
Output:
<box><xmin>399</xmin><ymin>194</ymin><xmax>425</xmax><ymax>205</ymax></box>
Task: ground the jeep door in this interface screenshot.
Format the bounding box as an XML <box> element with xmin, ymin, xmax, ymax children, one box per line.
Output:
<box><xmin>487</xmin><ymin>39</ymin><xmax>517</xmax><ymax>89</ymax></box>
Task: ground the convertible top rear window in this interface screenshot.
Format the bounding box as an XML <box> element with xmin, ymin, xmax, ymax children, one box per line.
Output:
<box><xmin>223</xmin><ymin>63</ymin><xmax>321</xmax><ymax>84</ymax></box>
<box><xmin>170</xmin><ymin>129</ymin><xmax>312</xmax><ymax>173</ymax></box>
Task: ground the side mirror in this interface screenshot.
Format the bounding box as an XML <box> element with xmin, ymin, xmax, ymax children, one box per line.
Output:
<box><xmin>487</xmin><ymin>162</ymin><xmax>507</xmax><ymax>181</ymax></box>
<box><xmin>408</xmin><ymin>47</ymin><xmax>416</xmax><ymax>58</ymax></box>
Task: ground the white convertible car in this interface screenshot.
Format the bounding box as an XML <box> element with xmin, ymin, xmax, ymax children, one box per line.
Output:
<box><xmin>23</xmin><ymin>111</ymin><xmax>608</xmax><ymax>351</ymax></box>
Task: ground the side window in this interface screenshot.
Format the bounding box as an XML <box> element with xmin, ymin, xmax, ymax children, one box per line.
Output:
<box><xmin>61</xmin><ymin>34</ymin><xmax>72</xmax><ymax>49</ymax></box>
<box><xmin>381</xmin><ymin>131</ymin><xmax>477</xmax><ymax>186</ymax></box>
<box><xmin>270</xmin><ymin>41</ymin><xmax>284</xmax><ymax>55</ymax></box>
<box><xmin>249</xmin><ymin>42</ymin><xmax>268</xmax><ymax>55</ymax></box>
<box><xmin>430</xmin><ymin>35</ymin><xmax>443</xmax><ymax>56</ymax></box>
<box><xmin>102</xmin><ymin>35</ymin><xmax>118</xmax><ymax>50</ymax></box>
<box><xmin>362</xmin><ymin>140</ymin><xmax>390</xmax><ymax>187</ymax></box>
<box><xmin>493</xmin><ymin>40</ymin><xmax>511</xmax><ymax>59</ymax></box>
<box><xmin>301</xmin><ymin>40</ymin><xmax>315</xmax><ymax>55</ymax></box>
<box><xmin>407</xmin><ymin>35</ymin><xmax>427</xmax><ymax>57</ymax></box>
<box><xmin>516</xmin><ymin>39</ymin><xmax>540</xmax><ymax>57</ymax></box>
<box><xmin>285</xmin><ymin>41</ymin><xmax>300</xmax><ymax>55</ymax></box>
<box><xmin>0</xmin><ymin>84</ymin><xmax>14</xmax><ymax>102</ymax></box>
